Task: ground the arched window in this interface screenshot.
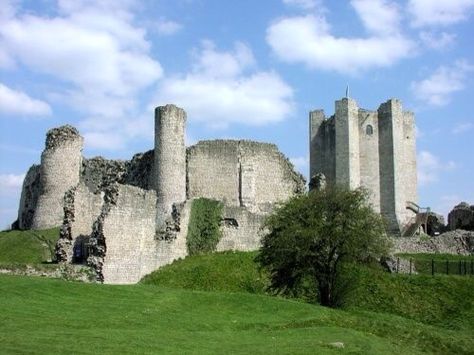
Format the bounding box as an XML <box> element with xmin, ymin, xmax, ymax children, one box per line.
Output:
<box><xmin>366</xmin><ymin>124</ymin><xmax>373</xmax><ymax>135</ymax></box>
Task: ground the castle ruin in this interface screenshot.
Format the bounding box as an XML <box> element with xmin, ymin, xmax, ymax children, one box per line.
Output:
<box><xmin>16</xmin><ymin>104</ymin><xmax>305</xmax><ymax>284</ymax></box>
<box><xmin>15</xmin><ymin>97</ymin><xmax>420</xmax><ymax>284</ymax></box>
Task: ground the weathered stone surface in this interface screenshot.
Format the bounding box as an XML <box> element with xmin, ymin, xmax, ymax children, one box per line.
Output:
<box><xmin>124</xmin><ymin>150</ymin><xmax>154</xmax><ymax>189</ymax></box>
<box><xmin>187</xmin><ymin>140</ymin><xmax>305</xmax><ymax>213</ymax></box>
<box><xmin>448</xmin><ymin>202</ymin><xmax>474</xmax><ymax>231</ymax></box>
<box><xmin>310</xmin><ymin>98</ymin><xmax>417</xmax><ymax>235</ymax></box>
<box><xmin>381</xmin><ymin>256</ymin><xmax>416</xmax><ymax>274</ymax></box>
<box><xmin>217</xmin><ymin>206</ymin><xmax>266</xmax><ymax>251</ymax></box>
<box><xmin>17</xmin><ymin>164</ymin><xmax>40</xmax><ymax>229</ymax></box>
<box><xmin>31</xmin><ymin>125</ymin><xmax>83</xmax><ymax>229</ymax></box>
<box><xmin>391</xmin><ymin>230</ymin><xmax>474</xmax><ymax>255</ymax></box>
<box><xmin>82</xmin><ymin>157</ymin><xmax>127</xmax><ymax>192</ymax></box>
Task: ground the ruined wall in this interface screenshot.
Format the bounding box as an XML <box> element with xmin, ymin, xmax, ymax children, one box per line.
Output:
<box><xmin>335</xmin><ymin>98</ymin><xmax>360</xmax><ymax>189</ymax></box>
<box><xmin>152</xmin><ymin>105</ymin><xmax>186</xmax><ymax>227</ymax></box>
<box><xmin>187</xmin><ymin>140</ymin><xmax>240</xmax><ymax>205</ymax></box>
<box><xmin>17</xmin><ymin>164</ymin><xmax>41</xmax><ymax>229</ymax></box>
<box><xmin>55</xmin><ymin>182</ymin><xmax>104</xmax><ymax>263</ymax></box>
<box><xmin>217</xmin><ymin>206</ymin><xmax>266</xmax><ymax>251</ymax></box>
<box><xmin>31</xmin><ymin>125</ymin><xmax>83</xmax><ymax>229</ymax></box>
<box><xmin>82</xmin><ymin>157</ymin><xmax>127</xmax><ymax>193</ymax></box>
<box><xmin>448</xmin><ymin>202</ymin><xmax>474</xmax><ymax>230</ymax></box>
<box><xmin>358</xmin><ymin>110</ymin><xmax>380</xmax><ymax>212</ymax></box>
<box><xmin>187</xmin><ymin>140</ymin><xmax>305</xmax><ymax>213</ymax></box>
<box><xmin>91</xmin><ymin>184</ymin><xmax>159</xmax><ymax>284</ymax></box>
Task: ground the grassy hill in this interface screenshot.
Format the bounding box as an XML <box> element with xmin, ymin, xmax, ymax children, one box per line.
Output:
<box><xmin>1</xmin><ymin>274</ymin><xmax>473</xmax><ymax>354</ymax></box>
<box><xmin>0</xmin><ymin>228</ymin><xmax>59</xmax><ymax>266</ymax></box>
<box><xmin>1</xmin><ymin>229</ymin><xmax>473</xmax><ymax>354</ymax></box>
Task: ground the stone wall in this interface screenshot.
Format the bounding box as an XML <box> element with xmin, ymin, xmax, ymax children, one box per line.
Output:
<box><xmin>55</xmin><ymin>182</ymin><xmax>104</xmax><ymax>263</ymax></box>
<box><xmin>91</xmin><ymin>184</ymin><xmax>159</xmax><ymax>284</ymax></box>
<box><xmin>17</xmin><ymin>164</ymin><xmax>41</xmax><ymax>229</ymax></box>
<box><xmin>217</xmin><ymin>206</ymin><xmax>266</xmax><ymax>251</ymax></box>
<box><xmin>358</xmin><ymin>110</ymin><xmax>380</xmax><ymax>212</ymax></box>
<box><xmin>31</xmin><ymin>125</ymin><xmax>83</xmax><ymax>229</ymax></box>
<box><xmin>187</xmin><ymin>140</ymin><xmax>305</xmax><ymax>213</ymax></box>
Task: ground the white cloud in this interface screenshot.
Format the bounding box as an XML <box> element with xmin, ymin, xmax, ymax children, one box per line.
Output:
<box><xmin>0</xmin><ymin>83</ymin><xmax>51</xmax><ymax>116</ymax></box>
<box><xmin>411</xmin><ymin>60</ymin><xmax>474</xmax><ymax>106</ymax></box>
<box><xmin>418</xmin><ymin>150</ymin><xmax>455</xmax><ymax>186</ymax></box>
<box><xmin>154</xmin><ymin>19</ymin><xmax>183</xmax><ymax>35</ymax></box>
<box><xmin>0</xmin><ymin>173</ymin><xmax>25</xmax><ymax>195</ymax></box>
<box><xmin>351</xmin><ymin>0</ymin><xmax>401</xmax><ymax>35</ymax></box>
<box><xmin>419</xmin><ymin>31</ymin><xmax>456</xmax><ymax>50</ymax></box>
<box><xmin>154</xmin><ymin>41</ymin><xmax>294</xmax><ymax>129</ymax></box>
<box><xmin>452</xmin><ymin>122</ymin><xmax>474</xmax><ymax>134</ymax></box>
<box><xmin>408</xmin><ymin>0</ymin><xmax>474</xmax><ymax>27</ymax></box>
<box><xmin>0</xmin><ymin>0</ymin><xmax>163</xmax><ymax>150</ymax></box>
<box><xmin>266</xmin><ymin>15</ymin><xmax>414</xmax><ymax>74</ymax></box>
<box><xmin>282</xmin><ymin>0</ymin><xmax>320</xmax><ymax>10</ymax></box>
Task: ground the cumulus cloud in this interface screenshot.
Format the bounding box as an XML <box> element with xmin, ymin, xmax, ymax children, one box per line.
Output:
<box><xmin>0</xmin><ymin>83</ymin><xmax>51</xmax><ymax>116</ymax></box>
<box><xmin>417</xmin><ymin>150</ymin><xmax>455</xmax><ymax>186</ymax></box>
<box><xmin>408</xmin><ymin>0</ymin><xmax>474</xmax><ymax>27</ymax></box>
<box><xmin>0</xmin><ymin>0</ymin><xmax>163</xmax><ymax>150</ymax></box>
<box><xmin>411</xmin><ymin>60</ymin><xmax>474</xmax><ymax>106</ymax></box>
<box><xmin>351</xmin><ymin>0</ymin><xmax>401</xmax><ymax>35</ymax></box>
<box><xmin>154</xmin><ymin>41</ymin><xmax>294</xmax><ymax>129</ymax></box>
<box><xmin>266</xmin><ymin>14</ymin><xmax>414</xmax><ymax>74</ymax></box>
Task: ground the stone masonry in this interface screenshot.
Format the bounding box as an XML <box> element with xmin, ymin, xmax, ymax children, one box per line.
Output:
<box><xmin>310</xmin><ymin>97</ymin><xmax>417</xmax><ymax>235</ymax></box>
<box><xmin>17</xmin><ymin>104</ymin><xmax>305</xmax><ymax>284</ymax></box>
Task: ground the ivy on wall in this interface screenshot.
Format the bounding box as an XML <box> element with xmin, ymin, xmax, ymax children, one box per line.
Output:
<box><xmin>186</xmin><ymin>198</ymin><xmax>223</xmax><ymax>256</ymax></box>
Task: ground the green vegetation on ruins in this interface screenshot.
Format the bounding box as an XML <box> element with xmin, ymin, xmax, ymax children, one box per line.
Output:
<box><xmin>186</xmin><ymin>198</ymin><xmax>223</xmax><ymax>255</ymax></box>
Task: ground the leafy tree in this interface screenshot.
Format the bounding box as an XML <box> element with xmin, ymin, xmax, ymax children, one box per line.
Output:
<box><xmin>256</xmin><ymin>187</ymin><xmax>390</xmax><ymax>307</ymax></box>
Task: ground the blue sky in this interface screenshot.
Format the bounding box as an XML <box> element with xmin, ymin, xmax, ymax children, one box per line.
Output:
<box><xmin>1</xmin><ymin>0</ymin><xmax>473</xmax><ymax>228</ymax></box>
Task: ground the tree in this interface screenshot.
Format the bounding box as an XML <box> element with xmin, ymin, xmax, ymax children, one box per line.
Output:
<box><xmin>256</xmin><ymin>187</ymin><xmax>390</xmax><ymax>307</ymax></box>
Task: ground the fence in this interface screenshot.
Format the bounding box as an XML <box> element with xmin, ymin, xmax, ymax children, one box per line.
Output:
<box><xmin>396</xmin><ymin>258</ymin><xmax>474</xmax><ymax>276</ymax></box>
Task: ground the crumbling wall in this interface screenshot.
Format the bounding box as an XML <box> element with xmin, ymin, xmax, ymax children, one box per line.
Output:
<box><xmin>89</xmin><ymin>184</ymin><xmax>158</xmax><ymax>284</ymax></box>
<box><xmin>81</xmin><ymin>157</ymin><xmax>127</xmax><ymax>192</ymax></box>
<box><xmin>17</xmin><ymin>164</ymin><xmax>41</xmax><ymax>229</ymax></box>
<box><xmin>31</xmin><ymin>125</ymin><xmax>83</xmax><ymax>229</ymax></box>
<box><xmin>448</xmin><ymin>202</ymin><xmax>474</xmax><ymax>231</ymax></box>
<box><xmin>187</xmin><ymin>140</ymin><xmax>305</xmax><ymax>213</ymax></box>
<box><xmin>217</xmin><ymin>206</ymin><xmax>266</xmax><ymax>251</ymax></box>
<box><xmin>55</xmin><ymin>182</ymin><xmax>104</xmax><ymax>263</ymax></box>
<box><xmin>123</xmin><ymin>150</ymin><xmax>154</xmax><ymax>189</ymax></box>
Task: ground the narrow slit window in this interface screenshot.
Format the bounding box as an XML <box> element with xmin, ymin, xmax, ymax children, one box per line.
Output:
<box><xmin>366</xmin><ymin>124</ymin><xmax>373</xmax><ymax>135</ymax></box>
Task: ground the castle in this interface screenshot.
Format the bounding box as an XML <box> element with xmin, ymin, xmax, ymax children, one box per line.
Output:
<box><xmin>15</xmin><ymin>97</ymin><xmax>418</xmax><ymax>284</ymax></box>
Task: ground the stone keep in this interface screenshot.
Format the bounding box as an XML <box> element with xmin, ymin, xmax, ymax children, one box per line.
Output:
<box><xmin>16</xmin><ymin>104</ymin><xmax>305</xmax><ymax>284</ymax></box>
<box><xmin>310</xmin><ymin>97</ymin><xmax>417</xmax><ymax>235</ymax></box>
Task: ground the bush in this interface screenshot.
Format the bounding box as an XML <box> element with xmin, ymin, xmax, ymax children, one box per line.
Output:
<box><xmin>186</xmin><ymin>198</ymin><xmax>223</xmax><ymax>255</ymax></box>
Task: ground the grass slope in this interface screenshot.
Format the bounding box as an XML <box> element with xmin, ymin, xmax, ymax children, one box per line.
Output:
<box><xmin>0</xmin><ymin>228</ymin><xmax>59</xmax><ymax>265</ymax></box>
<box><xmin>1</xmin><ymin>274</ymin><xmax>472</xmax><ymax>354</ymax></box>
<box><xmin>143</xmin><ymin>251</ymin><xmax>474</xmax><ymax>333</ymax></box>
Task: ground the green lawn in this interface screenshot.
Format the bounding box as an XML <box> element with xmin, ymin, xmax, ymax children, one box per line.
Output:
<box><xmin>1</xmin><ymin>274</ymin><xmax>473</xmax><ymax>354</ymax></box>
<box><xmin>0</xmin><ymin>228</ymin><xmax>59</xmax><ymax>265</ymax></box>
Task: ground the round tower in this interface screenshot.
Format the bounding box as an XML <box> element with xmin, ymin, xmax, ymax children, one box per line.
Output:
<box><xmin>152</xmin><ymin>104</ymin><xmax>186</xmax><ymax>225</ymax></box>
<box><xmin>31</xmin><ymin>125</ymin><xmax>83</xmax><ymax>229</ymax></box>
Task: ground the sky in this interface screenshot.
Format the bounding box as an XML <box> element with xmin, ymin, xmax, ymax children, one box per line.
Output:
<box><xmin>0</xmin><ymin>0</ymin><xmax>473</xmax><ymax>228</ymax></box>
